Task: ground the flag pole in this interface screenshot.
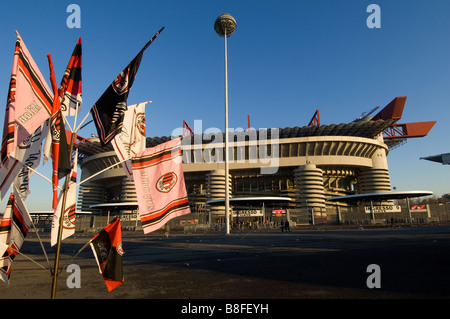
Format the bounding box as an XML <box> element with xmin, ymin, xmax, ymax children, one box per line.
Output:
<box><xmin>215</xmin><ymin>14</ymin><xmax>236</xmax><ymax>235</ymax></box>
<box><xmin>74</xmin><ymin>110</ymin><xmax>90</xmax><ymax>133</ymax></box>
<box><xmin>74</xmin><ymin>101</ymin><xmax>151</xmax><ymax>133</ymax></box>
<box><xmin>47</xmin><ymin>54</ymin><xmax>77</xmax><ymax>299</ymax></box>
<box><xmin>3</xmin><ymin>242</ymin><xmax>51</xmax><ymax>275</ymax></box>
<box><xmin>50</xmin><ymin>127</ymin><xmax>76</xmax><ymax>298</ymax></box>
<box><xmin>59</xmin><ymin>238</ymin><xmax>93</xmax><ymax>274</ymax></box>
<box><xmin>11</xmin><ymin>185</ymin><xmax>53</xmax><ymax>273</ymax></box>
<box><xmin>18</xmin><ymin>162</ymin><xmax>63</xmax><ymax>191</ymax></box>
<box><xmin>76</xmin><ymin>157</ymin><xmax>129</xmax><ymax>187</ymax></box>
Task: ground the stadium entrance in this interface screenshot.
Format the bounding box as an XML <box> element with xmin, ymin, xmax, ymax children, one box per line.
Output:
<box><xmin>207</xmin><ymin>196</ymin><xmax>292</xmax><ymax>229</ymax></box>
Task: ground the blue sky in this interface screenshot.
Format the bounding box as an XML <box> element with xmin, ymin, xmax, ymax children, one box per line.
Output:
<box><xmin>0</xmin><ymin>0</ymin><xmax>449</xmax><ymax>211</ymax></box>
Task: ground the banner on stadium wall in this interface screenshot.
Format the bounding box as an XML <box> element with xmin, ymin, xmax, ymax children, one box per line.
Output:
<box><xmin>364</xmin><ymin>205</ymin><xmax>401</xmax><ymax>214</ymax></box>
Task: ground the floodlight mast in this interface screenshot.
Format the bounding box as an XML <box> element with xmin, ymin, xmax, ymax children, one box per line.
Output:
<box><xmin>214</xmin><ymin>14</ymin><xmax>236</xmax><ymax>235</ymax></box>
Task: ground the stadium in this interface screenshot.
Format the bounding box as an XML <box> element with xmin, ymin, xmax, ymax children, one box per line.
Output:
<box><xmin>74</xmin><ymin>96</ymin><xmax>438</xmax><ymax>230</ymax></box>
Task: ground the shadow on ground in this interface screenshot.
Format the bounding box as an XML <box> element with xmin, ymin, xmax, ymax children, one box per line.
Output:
<box><xmin>2</xmin><ymin>225</ymin><xmax>450</xmax><ymax>299</ymax></box>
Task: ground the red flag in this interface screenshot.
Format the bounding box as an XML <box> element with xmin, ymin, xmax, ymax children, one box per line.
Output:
<box><xmin>59</xmin><ymin>38</ymin><xmax>82</xmax><ymax>116</ymax></box>
<box><xmin>45</xmin><ymin>38</ymin><xmax>81</xmax><ymax>208</ymax></box>
<box><xmin>47</xmin><ymin>55</ymin><xmax>71</xmax><ymax>209</ymax></box>
<box><xmin>90</xmin><ymin>217</ymin><xmax>124</xmax><ymax>292</ymax></box>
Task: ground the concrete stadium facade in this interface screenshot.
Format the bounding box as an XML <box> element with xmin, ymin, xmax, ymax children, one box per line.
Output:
<box><xmin>76</xmin><ymin>97</ymin><xmax>431</xmax><ymax>227</ymax></box>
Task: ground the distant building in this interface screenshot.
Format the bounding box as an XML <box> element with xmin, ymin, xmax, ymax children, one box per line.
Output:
<box><xmin>75</xmin><ymin>96</ymin><xmax>436</xmax><ymax>226</ymax></box>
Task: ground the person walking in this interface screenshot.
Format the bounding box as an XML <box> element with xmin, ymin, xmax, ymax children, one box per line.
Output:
<box><xmin>164</xmin><ymin>224</ymin><xmax>170</xmax><ymax>238</ymax></box>
<box><xmin>284</xmin><ymin>220</ymin><xmax>291</xmax><ymax>232</ymax></box>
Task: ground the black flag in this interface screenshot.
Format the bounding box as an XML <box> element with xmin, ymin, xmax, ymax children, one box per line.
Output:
<box><xmin>90</xmin><ymin>27</ymin><xmax>164</xmax><ymax>146</ymax></box>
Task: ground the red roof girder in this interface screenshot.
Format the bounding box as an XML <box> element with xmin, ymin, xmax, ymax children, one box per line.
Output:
<box><xmin>371</xmin><ymin>96</ymin><xmax>406</xmax><ymax>121</ymax></box>
<box><xmin>383</xmin><ymin>121</ymin><xmax>436</xmax><ymax>139</ymax></box>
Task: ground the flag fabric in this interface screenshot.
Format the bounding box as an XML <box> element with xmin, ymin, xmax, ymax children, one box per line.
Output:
<box><xmin>90</xmin><ymin>217</ymin><xmax>124</xmax><ymax>292</ymax></box>
<box><xmin>1</xmin><ymin>76</ymin><xmax>17</xmax><ymax>169</ymax></box>
<box><xmin>0</xmin><ymin>158</ymin><xmax>21</xmax><ymax>201</ymax></box>
<box><xmin>131</xmin><ymin>138</ymin><xmax>190</xmax><ymax>234</ymax></box>
<box><xmin>50</xmin><ymin>150</ymin><xmax>78</xmax><ymax>247</ymax></box>
<box><xmin>1</xmin><ymin>32</ymin><xmax>53</xmax><ymax>168</ymax></box>
<box><xmin>59</xmin><ymin>38</ymin><xmax>82</xmax><ymax>117</ymax></box>
<box><xmin>112</xmin><ymin>102</ymin><xmax>148</xmax><ymax>178</ymax></box>
<box><xmin>1</xmin><ymin>119</ymin><xmax>48</xmax><ymax>201</ymax></box>
<box><xmin>13</xmin><ymin>120</ymin><xmax>49</xmax><ymax>200</ymax></box>
<box><xmin>44</xmin><ymin>109</ymin><xmax>71</xmax><ymax>209</ymax></box>
<box><xmin>44</xmin><ymin>54</ymin><xmax>72</xmax><ymax>209</ymax></box>
<box><xmin>90</xmin><ymin>27</ymin><xmax>164</xmax><ymax>146</ymax></box>
<box><xmin>0</xmin><ymin>190</ymin><xmax>32</xmax><ymax>285</ymax></box>
<box><xmin>53</xmin><ymin>112</ymin><xmax>71</xmax><ymax>181</ymax></box>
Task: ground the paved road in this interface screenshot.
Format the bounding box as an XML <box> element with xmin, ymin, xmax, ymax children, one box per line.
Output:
<box><xmin>2</xmin><ymin>224</ymin><xmax>450</xmax><ymax>304</ymax></box>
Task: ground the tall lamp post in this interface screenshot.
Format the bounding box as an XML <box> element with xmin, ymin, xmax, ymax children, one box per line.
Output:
<box><xmin>214</xmin><ymin>13</ymin><xmax>236</xmax><ymax>235</ymax></box>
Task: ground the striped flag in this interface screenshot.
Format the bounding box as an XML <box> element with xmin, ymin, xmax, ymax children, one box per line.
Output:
<box><xmin>1</xmin><ymin>32</ymin><xmax>53</xmax><ymax>168</ymax></box>
<box><xmin>44</xmin><ymin>54</ymin><xmax>71</xmax><ymax>209</ymax></box>
<box><xmin>112</xmin><ymin>102</ymin><xmax>148</xmax><ymax>178</ymax></box>
<box><xmin>90</xmin><ymin>27</ymin><xmax>163</xmax><ymax>146</ymax></box>
<box><xmin>0</xmin><ymin>158</ymin><xmax>21</xmax><ymax>201</ymax></box>
<box><xmin>90</xmin><ymin>217</ymin><xmax>124</xmax><ymax>292</ymax></box>
<box><xmin>131</xmin><ymin>138</ymin><xmax>190</xmax><ymax>234</ymax></box>
<box><xmin>0</xmin><ymin>190</ymin><xmax>32</xmax><ymax>286</ymax></box>
<box><xmin>51</xmin><ymin>150</ymin><xmax>78</xmax><ymax>246</ymax></box>
<box><xmin>47</xmin><ymin>109</ymin><xmax>71</xmax><ymax>209</ymax></box>
<box><xmin>59</xmin><ymin>37</ymin><xmax>82</xmax><ymax>116</ymax></box>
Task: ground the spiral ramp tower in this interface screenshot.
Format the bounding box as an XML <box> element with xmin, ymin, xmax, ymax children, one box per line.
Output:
<box><xmin>357</xmin><ymin>145</ymin><xmax>392</xmax><ymax>194</ymax></box>
<box><xmin>293</xmin><ymin>164</ymin><xmax>326</xmax><ymax>223</ymax></box>
<box><xmin>205</xmin><ymin>169</ymin><xmax>232</xmax><ymax>219</ymax></box>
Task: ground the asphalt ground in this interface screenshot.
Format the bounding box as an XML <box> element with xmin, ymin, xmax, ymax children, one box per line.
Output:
<box><xmin>1</xmin><ymin>224</ymin><xmax>450</xmax><ymax>315</ymax></box>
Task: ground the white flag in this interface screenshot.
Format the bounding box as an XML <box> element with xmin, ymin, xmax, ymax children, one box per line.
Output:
<box><xmin>0</xmin><ymin>158</ymin><xmax>21</xmax><ymax>201</ymax></box>
<box><xmin>112</xmin><ymin>102</ymin><xmax>148</xmax><ymax>178</ymax></box>
<box><xmin>13</xmin><ymin>120</ymin><xmax>49</xmax><ymax>200</ymax></box>
<box><xmin>1</xmin><ymin>32</ymin><xmax>53</xmax><ymax>169</ymax></box>
<box><xmin>51</xmin><ymin>150</ymin><xmax>78</xmax><ymax>246</ymax></box>
<box><xmin>0</xmin><ymin>189</ymin><xmax>32</xmax><ymax>285</ymax></box>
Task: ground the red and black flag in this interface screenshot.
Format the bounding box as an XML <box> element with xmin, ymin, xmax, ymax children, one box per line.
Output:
<box><xmin>45</xmin><ymin>55</ymin><xmax>72</xmax><ymax>209</ymax></box>
<box><xmin>59</xmin><ymin>37</ymin><xmax>82</xmax><ymax>116</ymax></box>
<box><xmin>90</xmin><ymin>27</ymin><xmax>164</xmax><ymax>146</ymax></box>
<box><xmin>47</xmin><ymin>109</ymin><xmax>71</xmax><ymax>209</ymax></box>
<box><xmin>90</xmin><ymin>217</ymin><xmax>124</xmax><ymax>292</ymax></box>
<box><xmin>44</xmin><ymin>38</ymin><xmax>81</xmax><ymax>208</ymax></box>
